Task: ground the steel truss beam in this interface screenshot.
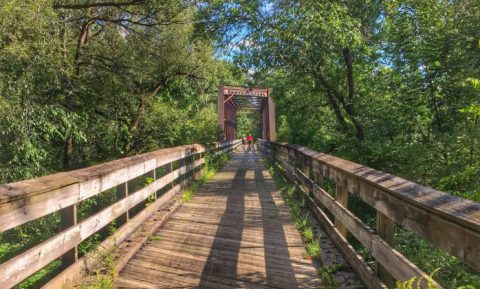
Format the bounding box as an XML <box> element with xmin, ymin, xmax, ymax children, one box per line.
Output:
<box><xmin>218</xmin><ymin>85</ymin><xmax>276</xmax><ymax>141</ymax></box>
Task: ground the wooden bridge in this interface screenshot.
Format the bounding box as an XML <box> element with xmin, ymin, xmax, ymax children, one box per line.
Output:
<box><xmin>1</xmin><ymin>139</ymin><xmax>479</xmax><ymax>289</ymax></box>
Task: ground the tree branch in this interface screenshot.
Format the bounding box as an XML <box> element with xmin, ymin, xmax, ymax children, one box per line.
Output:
<box><xmin>53</xmin><ymin>1</ymin><xmax>145</xmax><ymax>10</ymax></box>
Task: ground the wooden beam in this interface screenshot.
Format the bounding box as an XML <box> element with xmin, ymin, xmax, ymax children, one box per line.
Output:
<box><xmin>376</xmin><ymin>212</ymin><xmax>396</xmax><ymax>287</ymax></box>
<box><xmin>0</xmin><ymin>159</ymin><xmax>205</xmax><ymax>288</ymax></box>
<box><xmin>335</xmin><ymin>184</ymin><xmax>349</xmax><ymax>238</ymax></box>
<box><xmin>260</xmin><ymin>140</ymin><xmax>480</xmax><ymax>280</ymax></box>
<box><xmin>267</xmin><ymin>144</ymin><xmax>443</xmax><ymax>288</ymax></box>
<box><xmin>0</xmin><ymin>140</ymin><xmax>241</xmax><ymax>288</ymax></box>
<box><xmin>223</xmin><ymin>94</ymin><xmax>235</xmax><ymax>104</ymax></box>
<box><xmin>283</xmin><ymin>143</ymin><xmax>480</xmax><ymax>272</ymax></box>
<box><xmin>42</xmin><ymin>180</ymin><xmax>187</xmax><ymax>289</ymax></box>
<box><xmin>0</xmin><ymin>144</ymin><xmax>206</xmax><ymax>232</ymax></box>
<box><xmin>116</xmin><ymin>182</ymin><xmax>129</xmax><ymax>226</ymax></box>
<box><xmin>267</xmin><ymin>93</ymin><xmax>276</xmax><ymax>141</ymax></box>
<box><xmin>217</xmin><ymin>85</ymin><xmax>225</xmax><ymax>140</ymax></box>
<box><xmin>60</xmin><ymin>205</ymin><xmax>78</xmax><ymax>269</ymax></box>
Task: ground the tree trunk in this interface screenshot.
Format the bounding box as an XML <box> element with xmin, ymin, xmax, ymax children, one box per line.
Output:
<box><xmin>325</xmin><ymin>91</ymin><xmax>349</xmax><ymax>134</ymax></box>
<box><xmin>63</xmin><ymin>11</ymin><xmax>93</xmax><ymax>170</ymax></box>
<box><xmin>343</xmin><ymin>48</ymin><xmax>355</xmax><ymax>102</ymax></box>
<box><xmin>316</xmin><ymin>67</ymin><xmax>365</xmax><ymax>140</ymax></box>
<box><xmin>123</xmin><ymin>83</ymin><xmax>163</xmax><ymax>155</ymax></box>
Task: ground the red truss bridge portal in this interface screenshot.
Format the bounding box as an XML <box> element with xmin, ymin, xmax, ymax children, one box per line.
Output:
<box><xmin>217</xmin><ymin>85</ymin><xmax>276</xmax><ymax>141</ymax></box>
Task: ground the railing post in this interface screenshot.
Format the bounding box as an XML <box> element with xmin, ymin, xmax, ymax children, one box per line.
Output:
<box><xmin>194</xmin><ymin>152</ymin><xmax>203</xmax><ymax>182</ymax></box>
<box><xmin>116</xmin><ymin>182</ymin><xmax>129</xmax><ymax>226</ymax></box>
<box><xmin>312</xmin><ymin>160</ymin><xmax>324</xmax><ymax>188</ymax></box>
<box><xmin>287</xmin><ymin>147</ymin><xmax>294</xmax><ymax>176</ymax></box>
<box><xmin>170</xmin><ymin>162</ymin><xmax>175</xmax><ymax>189</ymax></box>
<box><xmin>302</xmin><ymin>155</ymin><xmax>312</xmax><ymax>197</ymax></box>
<box><xmin>335</xmin><ymin>184</ymin><xmax>348</xmax><ymax>238</ymax></box>
<box><xmin>60</xmin><ymin>204</ymin><xmax>78</xmax><ymax>269</ymax></box>
<box><xmin>271</xmin><ymin>142</ymin><xmax>277</xmax><ymax>162</ymax></box>
<box><xmin>376</xmin><ymin>211</ymin><xmax>395</xmax><ymax>287</ymax></box>
<box><xmin>302</xmin><ymin>155</ymin><xmax>311</xmax><ymax>178</ymax></box>
<box><xmin>151</xmin><ymin>169</ymin><xmax>157</xmax><ymax>200</ymax></box>
<box><xmin>184</xmin><ymin>151</ymin><xmax>191</xmax><ymax>185</ymax></box>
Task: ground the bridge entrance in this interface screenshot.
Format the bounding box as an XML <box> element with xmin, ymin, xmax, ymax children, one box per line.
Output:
<box><xmin>217</xmin><ymin>85</ymin><xmax>276</xmax><ymax>141</ymax></box>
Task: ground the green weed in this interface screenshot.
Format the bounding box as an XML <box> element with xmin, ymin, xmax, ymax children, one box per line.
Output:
<box><xmin>303</xmin><ymin>226</ymin><xmax>314</xmax><ymax>242</ymax></box>
<box><xmin>80</xmin><ymin>246</ymin><xmax>117</xmax><ymax>289</ymax></box>
<box><xmin>182</xmin><ymin>189</ymin><xmax>193</xmax><ymax>203</ymax></box>
<box><xmin>318</xmin><ymin>263</ymin><xmax>347</xmax><ymax>288</ymax></box>
<box><xmin>148</xmin><ymin>235</ymin><xmax>162</xmax><ymax>241</ymax></box>
<box><xmin>81</xmin><ymin>274</ymin><xmax>115</xmax><ymax>289</ymax></box>
<box><xmin>305</xmin><ymin>239</ymin><xmax>321</xmax><ymax>260</ymax></box>
<box><xmin>295</xmin><ymin>213</ymin><xmax>309</xmax><ymax>231</ymax></box>
<box><xmin>268</xmin><ymin>211</ymin><xmax>279</xmax><ymax>219</ymax></box>
<box><xmin>290</xmin><ymin>201</ymin><xmax>302</xmax><ymax>217</ymax></box>
<box><xmin>144</xmin><ymin>177</ymin><xmax>154</xmax><ymax>185</ymax></box>
<box><xmin>395</xmin><ymin>270</ymin><xmax>441</xmax><ymax>289</ymax></box>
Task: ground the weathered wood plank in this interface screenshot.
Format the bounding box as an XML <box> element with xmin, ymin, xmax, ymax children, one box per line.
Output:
<box><xmin>376</xmin><ymin>212</ymin><xmax>395</xmax><ymax>287</ymax></box>
<box><xmin>335</xmin><ymin>184</ymin><xmax>348</xmax><ymax>238</ymax></box>
<box><xmin>292</xmin><ymin>162</ymin><xmax>442</xmax><ymax>288</ymax></box>
<box><xmin>262</xmin><ymin>140</ymin><xmax>480</xmax><ymax>273</ymax></box>
<box><xmin>117</xmin><ymin>151</ymin><xmax>322</xmax><ymax>289</ymax></box>
<box><xmin>60</xmin><ymin>204</ymin><xmax>78</xmax><ymax>269</ymax></box>
<box><xmin>41</xmin><ymin>180</ymin><xmax>187</xmax><ymax>289</ymax></box>
<box><xmin>294</xmin><ymin>144</ymin><xmax>480</xmax><ymax>231</ymax></box>
<box><xmin>0</xmin><ymin>144</ymin><xmax>207</xmax><ymax>231</ymax></box>
<box><xmin>0</xmin><ymin>161</ymin><xmax>203</xmax><ymax>288</ymax></box>
<box><xmin>0</xmin><ymin>140</ymin><xmax>239</xmax><ymax>289</ymax></box>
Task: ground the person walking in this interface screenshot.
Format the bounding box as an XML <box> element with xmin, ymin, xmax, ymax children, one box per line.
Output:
<box><xmin>247</xmin><ymin>134</ymin><xmax>253</xmax><ymax>151</ymax></box>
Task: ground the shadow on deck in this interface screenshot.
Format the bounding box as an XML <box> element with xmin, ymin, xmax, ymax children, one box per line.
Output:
<box><xmin>116</xmin><ymin>151</ymin><xmax>321</xmax><ymax>288</ymax></box>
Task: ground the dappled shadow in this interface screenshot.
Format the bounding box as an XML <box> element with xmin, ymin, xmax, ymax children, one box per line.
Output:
<box><xmin>117</xmin><ymin>151</ymin><xmax>321</xmax><ymax>288</ymax></box>
<box><xmin>198</xmin><ymin>151</ymin><xmax>303</xmax><ymax>288</ymax></box>
<box><xmin>198</xmin><ymin>153</ymin><xmax>247</xmax><ymax>287</ymax></box>
<box><xmin>253</xmin><ymin>153</ymin><xmax>299</xmax><ymax>289</ymax></box>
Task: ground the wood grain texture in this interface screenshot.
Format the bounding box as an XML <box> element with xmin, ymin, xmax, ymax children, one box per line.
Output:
<box><xmin>0</xmin><ymin>141</ymin><xmax>239</xmax><ymax>289</ymax></box>
<box><xmin>117</xmin><ymin>151</ymin><xmax>322</xmax><ymax>289</ymax></box>
<box><xmin>42</xmin><ymin>180</ymin><xmax>187</xmax><ymax>289</ymax></box>
<box><xmin>0</xmin><ymin>163</ymin><xmax>200</xmax><ymax>289</ymax></box>
<box><xmin>260</xmin><ymin>140</ymin><xmax>480</xmax><ymax>273</ymax></box>
<box><xmin>0</xmin><ymin>141</ymin><xmax>240</xmax><ymax>233</ymax></box>
<box><xmin>0</xmin><ymin>145</ymin><xmax>203</xmax><ymax>232</ymax></box>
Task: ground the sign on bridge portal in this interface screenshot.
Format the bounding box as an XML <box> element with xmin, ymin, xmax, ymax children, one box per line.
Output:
<box><xmin>217</xmin><ymin>85</ymin><xmax>276</xmax><ymax>141</ymax></box>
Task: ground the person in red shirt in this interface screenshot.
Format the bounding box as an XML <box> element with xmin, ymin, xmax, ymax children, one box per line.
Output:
<box><xmin>247</xmin><ymin>134</ymin><xmax>253</xmax><ymax>149</ymax></box>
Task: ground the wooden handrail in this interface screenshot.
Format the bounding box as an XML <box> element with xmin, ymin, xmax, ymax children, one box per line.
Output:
<box><xmin>0</xmin><ymin>140</ymin><xmax>240</xmax><ymax>289</ymax></box>
<box><xmin>258</xmin><ymin>140</ymin><xmax>480</xmax><ymax>289</ymax></box>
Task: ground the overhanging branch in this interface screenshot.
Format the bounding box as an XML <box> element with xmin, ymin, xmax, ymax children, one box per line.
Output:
<box><xmin>53</xmin><ymin>1</ymin><xmax>145</xmax><ymax>10</ymax></box>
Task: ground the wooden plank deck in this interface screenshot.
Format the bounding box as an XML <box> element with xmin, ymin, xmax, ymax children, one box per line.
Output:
<box><xmin>117</xmin><ymin>150</ymin><xmax>322</xmax><ymax>289</ymax></box>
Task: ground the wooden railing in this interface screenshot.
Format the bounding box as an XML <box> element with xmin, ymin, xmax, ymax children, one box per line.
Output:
<box><xmin>258</xmin><ymin>140</ymin><xmax>480</xmax><ymax>289</ymax></box>
<box><xmin>0</xmin><ymin>140</ymin><xmax>240</xmax><ymax>289</ymax></box>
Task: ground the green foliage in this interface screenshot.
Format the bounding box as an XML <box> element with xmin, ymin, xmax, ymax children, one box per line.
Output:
<box><xmin>318</xmin><ymin>264</ymin><xmax>347</xmax><ymax>288</ymax></box>
<box><xmin>13</xmin><ymin>260</ymin><xmax>62</xmax><ymax>289</ymax></box>
<box><xmin>294</xmin><ymin>213</ymin><xmax>309</xmax><ymax>231</ymax></box>
<box><xmin>236</xmin><ymin>111</ymin><xmax>261</xmax><ymax>138</ymax></box>
<box><xmin>1</xmin><ymin>0</ymin><xmax>480</xmax><ymax>288</ymax></box>
<box><xmin>80</xmin><ymin>247</ymin><xmax>117</xmax><ymax>289</ymax></box>
<box><xmin>0</xmin><ymin>2</ymin><xmax>243</xmax><ymax>284</ymax></box>
<box><xmin>201</xmin><ymin>1</ymin><xmax>480</xmax><ymax>287</ymax></box>
<box><xmin>302</xmin><ymin>227</ymin><xmax>314</xmax><ymax>242</ymax></box>
<box><xmin>395</xmin><ymin>270</ymin><xmax>440</xmax><ymax>289</ymax></box>
<box><xmin>395</xmin><ymin>228</ymin><xmax>480</xmax><ymax>289</ymax></box>
<box><xmin>305</xmin><ymin>239</ymin><xmax>321</xmax><ymax>260</ymax></box>
<box><xmin>148</xmin><ymin>235</ymin><xmax>163</xmax><ymax>241</ymax></box>
<box><xmin>182</xmin><ymin>187</ymin><xmax>195</xmax><ymax>203</ymax></box>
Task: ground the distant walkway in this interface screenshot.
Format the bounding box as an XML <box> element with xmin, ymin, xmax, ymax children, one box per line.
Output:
<box><xmin>117</xmin><ymin>150</ymin><xmax>321</xmax><ymax>288</ymax></box>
